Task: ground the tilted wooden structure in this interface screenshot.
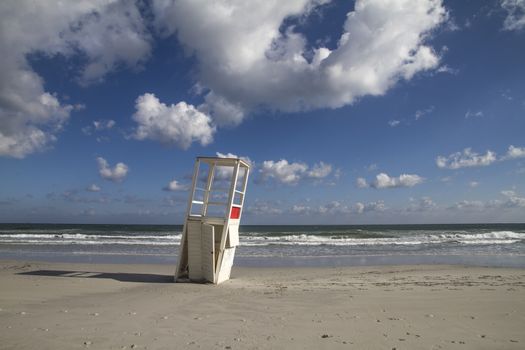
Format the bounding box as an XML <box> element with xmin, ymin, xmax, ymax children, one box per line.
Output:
<box><xmin>175</xmin><ymin>157</ymin><xmax>250</xmax><ymax>284</ymax></box>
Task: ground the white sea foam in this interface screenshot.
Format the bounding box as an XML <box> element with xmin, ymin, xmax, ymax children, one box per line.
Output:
<box><xmin>0</xmin><ymin>233</ymin><xmax>181</xmax><ymax>246</ymax></box>
<box><xmin>238</xmin><ymin>231</ymin><xmax>525</xmax><ymax>247</ymax></box>
<box><xmin>0</xmin><ymin>230</ymin><xmax>523</xmax><ymax>247</ymax></box>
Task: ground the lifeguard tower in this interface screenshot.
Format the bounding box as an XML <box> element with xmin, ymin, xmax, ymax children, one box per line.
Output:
<box><xmin>175</xmin><ymin>157</ymin><xmax>250</xmax><ymax>284</ymax></box>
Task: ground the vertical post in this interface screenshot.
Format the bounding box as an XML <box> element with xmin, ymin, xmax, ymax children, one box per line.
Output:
<box><xmin>202</xmin><ymin>162</ymin><xmax>215</xmax><ymax>217</ymax></box>
<box><xmin>240</xmin><ymin>165</ymin><xmax>250</xmax><ymax>208</ymax></box>
<box><xmin>175</xmin><ymin>159</ymin><xmax>201</xmax><ymax>280</ymax></box>
<box><xmin>215</xmin><ymin>160</ymin><xmax>240</xmax><ymax>282</ymax></box>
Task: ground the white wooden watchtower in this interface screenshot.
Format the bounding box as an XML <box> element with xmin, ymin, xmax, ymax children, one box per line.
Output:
<box><xmin>175</xmin><ymin>157</ymin><xmax>250</xmax><ymax>284</ymax></box>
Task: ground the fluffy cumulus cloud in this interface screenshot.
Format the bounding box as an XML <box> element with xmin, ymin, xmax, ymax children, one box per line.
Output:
<box><xmin>307</xmin><ymin>162</ymin><xmax>333</xmax><ymax>179</ymax></box>
<box><xmin>0</xmin><ymin>0</ymin><xmax>151</xmax><ymax>158</ymax></box>
<box><xmin>86</xmin><ymin>184</ymin><xmax>101</xmax><ymax>192</ymax></box>
<box><xmin>358</xmin><ymin>173</ymin><xmax>424</xmax><ymax>189</ymax></box>
<box><xmin>372</xmin><ymin>173</ymin><xmax>424</xmax><ymax>189</ymax></box>
<box><xmin>500</xmin><ymin>190</ymin><xmax>525</xmax><ymax>208</ymax></box>
<box><xmin>503</xmin><ymin>145</ymin><xmax>525</xmax><ymax>160</ymax></box>
<box><xmin>501</xmin><ymin>0</ymin><xmax>525</xmax><ymax>31</ymax></box>
<box><xmin>216</xmin><ymin>152</ymin><xmax>253</xmax><ymax>167</ymax></box>
<box><xmin>356</xmin><ymin>177</ymin><xmax>369</xmax><ymax>188</ymax></box>
<box><xmin>290</xmin><ymin>201</ymin><xmax>353</xmax><ymax>216</ymax></box>
<box><xmin>214</xmin><ymin>152</ymin><xmax>254</xmax><ymax>180</ymax></box>
<box><xmin>437</xmin><ymin>145</ymin><xmax>525</xmax><ymax>169</ymax></box>
<box><xmin>260</xmin><ymin>160</ymin><xmax>308</xmax><ymax>184</ymax></box>
<box><xmin>290</xmin><ymin>199</ymin><xmax>387</xmax><ymax>216</ymax></box>
<box><xmin>406</xmin><ymin>197</ymin><xmax>436</xmax><ymax>212</ymax></box>
<box><xmin>259</xmin><ymin>159</ymin><xmax>332</xmax><ymax>184</ymax></box>
<box><xmin>354</xmin><ymin>200</ymin><xmax>386</xmax><ymax>214</ymax></box>
<box><xmin>96</xmin><ymin>157</ymin><xmax>129</xmax><ymax>182</ymax></box>
<box><xmin>152</xmin><ymin>0</ymin><xmax>447</xmax><ymax>126</ymax></box>
<box><xmin>163</xmin><ymin>179</ymin><xmax>184</xmax><ymax>191</ymax></box>
<box><xmin>450</xmin><ymin>190</ymin><xmax>525</xmax><ymax>211</ymax></box>
<box><xmin>132</xmin><ymin>93</ymin><xmax>215</xmax><ymax>149</ymax></box>
<box><xmin>436</xmin><ymin>148</ymin><xmax>497</xmax><ymax>169</ymax></box>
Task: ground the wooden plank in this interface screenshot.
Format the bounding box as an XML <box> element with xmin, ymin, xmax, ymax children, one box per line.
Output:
<box><xmin>187</xmin><ymin>221</ymin><xmax>203</xmax><ymax>280</ymax></box>
<box><xmin>201</xmin><ymin>224</ymin><xmax>215</xmax><ymax>283</ymax></box>
<box><xmin>217</xmin><ymin>247</ymin><xmax>236</xmax><ymax>284</ymax></box>
<box><xmin>175</xmin><ymin>160</ymin><xmax>200</xmax><ymax>281</ymax></box>
<box><xmin>227</xmin><ymin>224</ymin><xmax>239</xmax><ymax>247</ymax></box>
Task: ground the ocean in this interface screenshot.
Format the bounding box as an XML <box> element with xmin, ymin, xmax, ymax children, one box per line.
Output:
<box><xmin>0</xmin><ymin>223</ymin><xmax>524</xmax><ymax>267</ymax></box>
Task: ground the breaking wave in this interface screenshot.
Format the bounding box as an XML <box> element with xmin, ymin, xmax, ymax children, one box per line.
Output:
<box><xmin>0</xmin><ymin>230</ymin><xmax>523</xmax><ymax>247</ymax></box>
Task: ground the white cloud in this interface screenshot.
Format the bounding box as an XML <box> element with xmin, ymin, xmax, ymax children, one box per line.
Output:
<box><xmin>290</xmin><ymin>201</ymin><xmax>354</xmax><ymax>216</ymax></box>
<box><xmin>94</xmin><ymin>120</ymin><xmax>116</xmax><ymax>130</ymax></box>
<box><xmin>216</xmin><ymin>152</ymin><xmax>253</xmax><ymax>167</ymax></box>
<box><xmin>318</xmin><ymin>201</ymin><xmax>352</xmax><ymax>215</ymax></box>
<box><xmin>354</xmin><ymin>200</ymin><xmax>386</xmax><ymax>214</ymax></box>
<box><xmin>87</xmin><ymin>184</ymin><xmax>101</xmax><ymax>192</ymax></box>
<box><xmin>450</xmin><ymin>190</ymin><xmax>525</xmax><ymax>211</ymax></box>
<box><xmin>163</xmin><ymin>179</ymin><xmax>185</xmax><ymax>192</ymax></box>
<box><xmin>259</xmin><ymin>159</ymin><xmax>309</xmax><ymax>184</ymax></box>
<box><xmin>406</xmin><ymin>197</ymin><xmax>436</xmax><ymax>212</ymax></box>
<box><xmin>365</xmin><ymin>163</ymin><xmax>378</xmax><ymax>172</ymax></box>
<box><xmin>356</xmin><ymin>177</ymin><xmax>369</xmax><ymax>188</ymax></box>
<box><xmin>201</xmin><ymin>93</ymin><xmax>246</xmax><ymax>127</ymax></box>
<box><xmin>501</xmin><ymin>90</ymin><xmax>513</xmax><ymax>101</ymax></box>
<box><xmin>503</xmin><ymin>145</ymin><xmax>525</xmax><ymax>160</ymax></box>
<box><xmin>83</xmin><ymin>119</ymin><xmax>116</xmax><ymax>136</ymax></box>
<box><xmin>501</xmin><ymin>0</ymin><xmax>525</xmax><ymax>31</ymax></box>
<box><xmin>96</xmin><ymin>157</ymin><xmax>129</xmax><ymax>182</ymax></box>
<box><xmin>414</xmin><ymin>105</ymin><xmax>435</xmax><ymax>120</ymax></box>
<box><xmin>469</xmin><ymin>181</ymin><xmax>480</xmax><ymax>188</ymax></box>
<box><xmin>246</xmin><ymin>200</ymin><xmax>284</xmax><ymax>215</ymax></box>
<box><xmin>500</xmin><ymin>190</ymin><xmax>525</xmax><ymax>208</ymax></box>
<box><xmin>0</xmin><ymin>1</ymin><xmax>151</xmax><ymax>158</ymax></box>
<box><xmin>259</xmin><ymin>159</ymin><xmax>332</xmax><ymax>184</ymax></box>
<box><xmin>371</xmin><ymin>173</ymin><xmax>424</xmax><ymax>189</ymax></box>
<box><xmin>152</xmin><ymin>0</ymin><xmax>447</xmax><ymax>125</ymax></box>
<box><xmin>80</xmin><ymin>208</ymin><xmax>96</xmax><ymax>216</ymax></box>
<box><xmin>436</xmin><ymin>148</ymin><xmax>497</xmax><ymax>169</ymax></box>
<box><xmin>290</xmin><ymin>199</ymin><xmax>387</xmax><ymax>216</ymax></box>
<box><xmin>436</xmin><ymin>65</ymin><xmax>459</xmax><ymax>75</ymax></box>
<box><xmin>307</xmin><ymin>162</ymin><xmax>332</xmax><ymax>179</ymax></box>
<box><xmin>388</xmin><ymin>120</ymin><xmax>401</xmax><ymax>127</ymax></box>
<box><xmin>291</xmin><ymin>204</ymin><xmax>311</xmax><ymax>215</ymax></box>
<box><xmin>451</xmin><ymin>200</ymin><xmax>486</xmax><ymax>210</ymax></box>
<box><xmin>215</xmin><ymin>152</ymin><xmax>254</xmax><ymax>180</ymax></box>
<box><xmin>465</xmin><ymin>110</ymin><xmax>484</xmax><ymax>118</ymax></box>
<box><xmin>132</xmin><ymin>93</ymin><xmax>215</xmax><ymax>149</ymax></box>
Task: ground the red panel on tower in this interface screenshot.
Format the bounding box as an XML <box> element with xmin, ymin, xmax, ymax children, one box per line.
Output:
<box><xmin>230</xmin><ymin>206</ymin><xmax>241</xmax><ymax>219</ymax></box>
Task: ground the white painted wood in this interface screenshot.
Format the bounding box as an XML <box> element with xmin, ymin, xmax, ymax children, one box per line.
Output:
<box><xmin>187</xmin><ymin>221</ymin><xmax>203</xmax><ymax>280</ymax></box>
<box><xmin>216</xmin><ymin>247</ymin><xmax>236</xmax><ymax>284</ymax></box>
<box><xmin>216</xmin><ymin>162</ymin><xmax>240</xmax><ymax>271</ymax></box>
<box><xmin>174</xmin><ymin>160</ymin><xmax>200</xmax><ymax>280</ymax></box>
<box><xmin>201</xmin><ymin>224</ymin><xmax>215</xmax><ymax>282</ymax></box>
<box><xmin>176</xmin><ymin>157</ymin><xmax>250</xmax><ymax>284</ymax></box>
<box><xmin>227</xmin><ymin>225</ymin><xmax>239</xmax><ymax>247</ymax></box>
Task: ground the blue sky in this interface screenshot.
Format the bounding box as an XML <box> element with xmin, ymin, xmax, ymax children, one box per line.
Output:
<box><xmin>0</xmin><ymin>0</ymin><xmax>524</xmax><ymax>224</ymax></box>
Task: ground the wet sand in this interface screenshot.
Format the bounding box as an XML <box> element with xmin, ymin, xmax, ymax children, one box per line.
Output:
<box><xmin>0</xmin><ymin>260</ymin><xmax>524</xmax><ymax>349</ymax></box>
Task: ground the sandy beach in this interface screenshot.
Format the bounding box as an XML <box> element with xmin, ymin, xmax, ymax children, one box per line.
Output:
<box><xmin>0</xmin><ymin>260</ymin><xmax>523</xmax><ymax>349</ymax></box>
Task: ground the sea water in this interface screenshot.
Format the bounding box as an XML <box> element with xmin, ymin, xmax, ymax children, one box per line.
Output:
<box><xmin>0</xmin><ymin>223</ymin><xmax>524</xmax><ymax>267</ymax></box>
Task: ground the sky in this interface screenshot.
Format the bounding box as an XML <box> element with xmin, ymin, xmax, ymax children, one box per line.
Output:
<box><xmin>0</xmin><ymin>0</ymin><xmax>524</xmax><ymax>225</ymax></box>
